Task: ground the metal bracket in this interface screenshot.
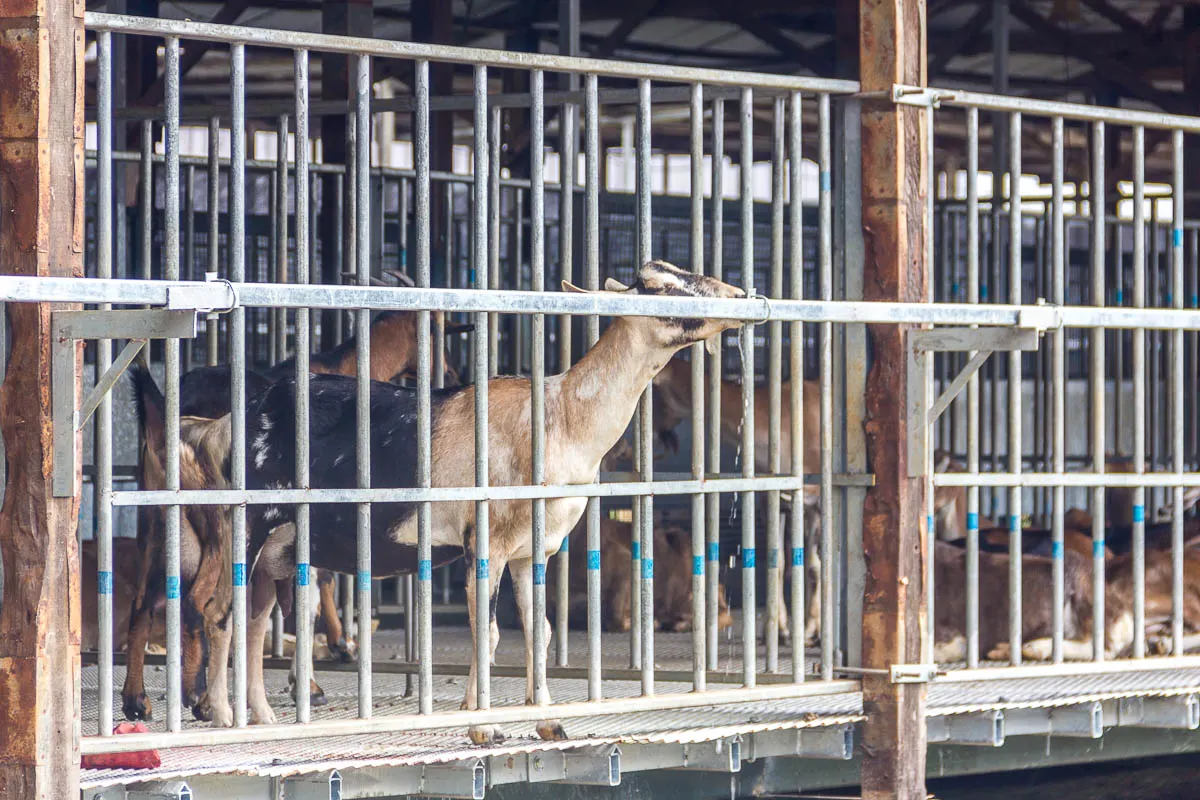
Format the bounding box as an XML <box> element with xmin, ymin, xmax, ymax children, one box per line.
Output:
<box><xmin>927</xmin><ymin>711</ymin><xmax>1005</xmax><ymax>747</ymax></box>
<box><xmin>620</xmin><ymin>738</ymin><xmax>742</xmax><ymax>774</ymax></box>
<box><xmin>51</xmin><ymin>309</ymin><xmax>198</xmax><ymax>497</ymax></box>
<box><xmin>744</xmin><ymin>724</ymin><xmax>855</xmax><ymax>761</ymax></box>
<box><xmin>125</xmin><ymin>782</ymin><xmax>192</xmax><ymax>800</ymax></box>
<box><xmin>415</xmin><ymin>758</ymin><xmax>487</xmax><ymax>799</ymax></box>
<box><xmin>1004</xmin><ymin>702</ymin><xmax>1104</xmax><ymax>739</ymax></box>
<box><xmin>891</xmin><ymin>85</ymin><xmax>946</xmax><ymax>108</ymax></box>
<box><xmin>488</xmin><ymin>745</ymin><xmax>621</xmax><ymax>788</ymax></box>
<box><xmin>285</xmin><ymin>770</ymin><xmax>343</xmax><ymax>800</ymax></box>
<box><xmin>907</xmin><ymin>306</ymin><xmax>1060</xmax><ymax>476</ymax></box>
<box><xmin>890</xmin><ymin>663</ymin><xmax>941</xmax><ymax>683</ymax></box>
<box><xmin>1117</xmin><ymin>694</ymin><xmax>1200</xmax><ymax>730</ymax></box>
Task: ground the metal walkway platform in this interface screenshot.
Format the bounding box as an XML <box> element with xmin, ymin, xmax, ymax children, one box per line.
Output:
<box><xmin>81</xmin><ymin>625</ymin><xmax>1200</xmax><ymax>799</ymax></box>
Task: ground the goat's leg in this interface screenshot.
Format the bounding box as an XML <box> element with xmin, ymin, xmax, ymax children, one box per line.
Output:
<box><xmin>804</xmin><ymin>551</ymin><xmax>821</xmax><ymax>647</ymax></box>
<box><xmin>181</xmin><ymin>603</ymin><xmax>209</xmax><ymax>718</ymax></box>
<box><xmin>318</xmin><ymin>569</ymin><xmax>355</xmax><ymax>661</ymax></box>
<box><xmin>195</xmin><ymin>615</ymin><xmax>233</xmax><ymax>727</ymax></box>
<box><xmin>463</xmin><ymin>555</ymin><xmax>507</xmax><ymax>745</ymax></box>
<box><xmin>933</xmin><ymin>635</ymin><xmax>966</xmax><ymax>663</ymax></box>
<box><xmin>289</xmin><ymin>575</ymin><xmax>328</xmax><ymax>708</ymax></box>
<box><xmin>508</xmin><ymin>557</ymin><xmax>566</xmax><ymax>741</ymax></box>
<box><xmin>776</xmin><ymin>507</ymin><xmax>790</xmax><ymax>643</ymax></box>
<box><xmin>121</xmin><ymin>528</ymin><xmax>162</xmax><ymax>721</ymax></box>
<box><xmin>248</xmin><ymin>571</ymin><xmax>278</xmax><ymax>725</ymax></box>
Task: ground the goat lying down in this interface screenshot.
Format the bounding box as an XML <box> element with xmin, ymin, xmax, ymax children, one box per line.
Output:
<box><xmin>229</xmin><ymin>260</ymin><xmax>748</xmax><ymax>743</ymax></box>
<box><xmin>547</xmin><ymin>515</ymin><xmax>734</xmax><ymax>634</ymax></box>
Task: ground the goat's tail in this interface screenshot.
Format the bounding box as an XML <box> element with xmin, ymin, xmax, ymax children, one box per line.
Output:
<box><xmin>129</xmin><ymin>359</ymin><xmax>167</xmax><ymax>453</ymax></box>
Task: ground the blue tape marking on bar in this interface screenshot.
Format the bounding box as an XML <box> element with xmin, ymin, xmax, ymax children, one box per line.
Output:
<box><xmin>418</xmin><ymin>559</ymin><xmax>432</xmax><ymax>581</ymax></box>
<box><xmin>743</xmin><ymin>548</ymin><xmax>756</xmax><ymax>569</ymax></box>
<box><xmin>1193</xmin><ymin>293</ymin><xmax>1199</xmax><ymax>308</ymax></box>
<box><xmin>357</xmin><ymin>570</ymin><xmax>371</xmax><ymax>592</ymax></box>
<box><xmin>642</xmin><ymin>558</ymin><xmax>654</xmax><ymax>579</ymax></box>
<box><xmin>632</xmin><ymin>542</ymin><xmax>640</xmax><ymax>560</ymax></box>
<box><xmin>707</xmin><ymin>542</ymin><xmax>719</xmax><ymax>562</ymax></box>
<box><xmin>232</xmin><ymin>563</ymin><xmax>246</xmax><ymax>587</ymax></box>
<box><xmin>952</xmin><ymin>282</ymin><xmax>960</xmax><ymax>297</ymax></box>
<box><xmin>769</xmin><ymin>548</ymin><xmax>779</xmax><ymax>569</ymax></box>
<box><xmin>166</xmin><ymin>576</ymin><xmax>180</xmax><ymax>600</ymax></box>
<box><xmin>927</xmin><ymin>514</ymin><xmax>934</xmax><ymax>533</ymax></box>
<box><xmin>1133</xmin><ymin>504</ymin><xmax>1145</xmax><ymax>523</ymax></box>
<box><xmin>793</xmin><ymin>547</ymin><xmax>804</xmax><ymax>567</ymax></box>
<box><xmin>1175</xmin><ymin>228</ymin><xmax>1184</xmax><ymax>248</ymax></box>
<box><xmin>1093</xmin><ymin>540</ymin><xmax>1106</xmax><ymax>557</ymax></box>
<box><xmin>1052</xmin><ymin>541</ymin><xmax>1063</xmax><ymax>559</ymax></box>
<box><xmin>533</xmin><ymin>563</ymin><xmax>546</xmax><ymax>585</ymax></box>
<box><xmin>477</xmin><ymin>559</ymin><xmax>489</xmax><ymax>580</ymax></box>
<box><xmin>967</xmin><ymin>512</ymin><xmax>979</xmax><ymax>531</ymax></box>
<box><xmin>693</xmin><ymin>555</ymin><xmax>703</xmax><ymax>576</ymax></box>
<box><xmin>559</xmin><ymin>536</ymin><xmax>569</xmax><ymax>552</ymax></box>
<box><xmin>1009</xmin><ymin>514</ymin><xmax>1020</xmax><ymax>533</ymax></box>
<box><xmin>400</xmin><ymin>251</ymin><xmax>408</xmax><ymax>268</ymax></box>
<box><xmin>1167</xmin><ymin>292</ymin><xmax>1174</xmax><ymax>304</ymax></box>
<box><xmin>587</xmin><ymin>550</ymin><xmax>600</xmax><ymax>570</ymax></box>
<box><xmin>820</xmin><ymin>171</ymin><xmax>831</xmax><ymax>192</ymax></box>
<box><xmin>1115</xmin><ymin>289</ymin><xmax>1124</xmax><ymax>304</ymax></box>
<box><xmin>98</xmin><ymin>571</ymin><xmax>113</xmax><ymax>595</ymax></box>
<box><xmin>980</xmin><ymin>284</ymin><xmax>989</xmax><ymax>301</ymax></box>
<box><xmin>296</xmin><ymin>563</ymin><xmax>310</xmax><ymax>586</ymax></box>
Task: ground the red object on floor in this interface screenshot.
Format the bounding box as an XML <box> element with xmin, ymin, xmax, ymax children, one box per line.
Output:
<box><xmin>81</xmin><ymin>722</ymin><xmax>161</xmax><ymax>769</ymax></box>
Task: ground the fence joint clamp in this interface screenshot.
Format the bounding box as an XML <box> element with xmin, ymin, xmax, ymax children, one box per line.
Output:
<box><xmin>890</xmin><ymin>663</ymin><xmax>940</xmax><ymax>684</ymax></box>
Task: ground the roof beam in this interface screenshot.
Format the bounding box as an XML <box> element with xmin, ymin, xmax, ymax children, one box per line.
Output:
<box><xmin>590</xmin><ymin>0</ymin><xmax>664</xmax><ymax>58</ymax></box>
<box><xmin>1009</xmin><ymin>0</ymin><xmax>1187</xmax><ymax>113</ymax></box>
<box><xmin>929</xmin><ymin>2</ymin><xmax>991</xmax><ymax>77</ymax></box>
<box><xmin>721</xmin><ymin>8</ymin><xmax>828</xmax><ymax>75</ymax></box>
<box><xmin>137</xmin><ymin>0</ymin><xmax>254</xmax><ymax>105</ymax></box>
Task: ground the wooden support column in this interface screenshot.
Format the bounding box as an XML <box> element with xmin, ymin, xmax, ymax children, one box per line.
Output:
<box><xmin>858</xmin><ymin>0</ymin><xmax>928</xmax><ymax>798</ymax></box>
<box><xmin>0</xmin><ymin>2</ymin><xmax>85</xmax><ymax>799</ymax></box>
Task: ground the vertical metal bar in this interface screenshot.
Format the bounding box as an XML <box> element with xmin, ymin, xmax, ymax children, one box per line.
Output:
<box><xmin>514</xmin><ymin>187</ymin><xmax>526</xmax><ymax>374</ymax></box>
<box><xmin>438</xmin><ymin>182</ymin><xmax>451</xmax><ymax>385</ymax></box>
<box><xmin>1172</xmin><ymin>128</ymin><xmax>1185</xmax><ymax>655</ymax></box>
<box><xmin>739</xmin><ymin>86</ymin><xmax>756</xmax><ymax>688</ymax></box>
<box><xmin>293</xmin><ymin>47</ymin><xmax>313</xmax><ymax>725</ymax></box>
<box><xmin>583</xmin><ymin>73</ymin><xmax>603</xmax><ymax>701</ymax></box>
<box><xmin>966</xmin><ymin>107</ymin><xmax>981</xmax><ymax>668</ymax></box>
<box><xmin>706</xmin><ymin>96</ymin><xmax>725</xmax><ymax>672</ymax></box>
<box><xmin>1133</xmin><ymin>125</ymin><xmax>1147</xmax><ymax>659</ymax></box>
<box><xmin>414</xmin><ymin>60</ymin><xmax>434</xmax><ymax>714</ymax></box>
<box><xmin>183</xmin><ymin>163</ymin><xmax>196</xmax><ymax>373</ymax></box>
<box><xmin>333</xmin><ymin>170</ymin><xmax>345</xmax><ymax>348</ymax></box>
<box><xmin>229</xmin><ymin>42</ymin><xmax>249</xmax><ymax>727</ymax></box>
<box><xmin>637</xmin><ymin>77</ymin><xmax>655</xmax><ymax>696</ymax></box>
<box><xmin>788</xmin><ymin>90</ymin><xmax>805</xmax><ymax>681</ymax></box>
<box><xmin>1151</xmin><ymin>204</ymin><xmax>1161</xmax><ymax>511</ymax></box>
<box><xmin>268</xmin><ymin>169</ymin><xmax>279</xmax><ymax>368</ymax></box>
<box><xmin>1007</xmin><ymin>112</ymin><xmax>1023</xmax><ymax>664</ymax></box>
<box><xmin>488</xmin><ymin>104</ymin><xmax>501</xmax><ymax>378</ymax></box>
<box><xmin>530</xmin><ymin>68</ymin><xmax>549</xmax><ymax>707</ymax></box>
<box><xmin>924</xmin><ymin>105</ymin><xmax>936</xmax><ymax>668</ymax></box>
<box><xmin>689</xmin><ymin>82</ymin><xmax>707</xmax><ymax>691</ymax></box>
<box><xmin>766</xmin><ymin>94</ymin><xmax>784</xmax><ymax>675</ymax></box>
<box><xmin>1051</xmin><ymin>116</ymin><xmax>1066</xmax><ymax>664</ymax></box>
<box><xmin>163</xmin><ymin>35</ymin><xmax>183</xmax><ymax>734</ymax></box>
<box><xmin>818</xmin><ymin>94</ymin><xmax>834</xmax><ymax>681</ymax></box>
<box><xmin>556</xmin><ymin>95</ymin><xmax>577</xmax><ymax>670</ymax></box>
<box><xmin>1090</xmin><ymin>121</ymin><xmax>1106</xmax><ymax>661</ymax></box>
<box><xmin>354</xmin><ymin>54</ymin><xmax>373</xmax><ymax>717</ymax></box>
<box><xmin>96</xmin><ymin>30</ymin><xmax>114</xmax><ymax>736</ymax></box>
<box><xmin>140</xmin><ymin>119</ymin><xmax>152</xmax><ymax>284</ymax></box>
<box><xmin>275</xmin><ymin>114</ymin><xmax>290</xmax><ymax>365</ymax></box>
<box><xmin>207</xmin><ymin>115</ymin><xmax>220</xmax><ymax>366</ymax></box>
<box><xmin>472</xmin><ymin>64</ymin><xmax>492</xmax><ymax>711</ymax></box>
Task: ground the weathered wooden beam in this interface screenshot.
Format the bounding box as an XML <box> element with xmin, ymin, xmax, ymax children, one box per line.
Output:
<box><xmin>858</xmin><ymin>0</ymin><xmax>928</xmax><ymax>797</ymax></box>
<box><xmin>0</xmin><ymin>1</ymin><xmax>85</xmax><ymax>799</ymax></box>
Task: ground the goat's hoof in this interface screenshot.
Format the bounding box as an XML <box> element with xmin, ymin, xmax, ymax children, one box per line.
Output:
<box><xmin>310</xmin><ymin>687</ymin><xmax>328</xmax><ymax>707</ymax></box>
<box><xmin>191</xmin><ymin>695</ymin><xmax>213</xmax><ymax>722</ymax></box>
<box><xmin>468</xmin><ymin>724</ymin><xmax>506</xmax><ymax>745</ymax></box>
<box><xmin>986</xmin><ymin>642</ymin><xmax>1011</xmax><ymax>661</ymax></box>
<box><xmin>250</xmin><ymin>704</ymin><xmax>278</xmax><ymax>726</ymax></box>
<box><xmin>1021</xmin><ymin>639</ymin><xmax>1053</xmax><ymax>661</ymax></box>
<box><xmin>336</xmin><ymin>637</ymin><xmax>358</xmax><ymax>662</ymax></box>
<box><xmin>123</xmin><ymin>693</ymin><xmax>153</xmax><ymax>722</ymax></box>
<box><xmin>536</xmin><ymin>720</ymin><xmax>567</xmax><ymax>741</ymax></box>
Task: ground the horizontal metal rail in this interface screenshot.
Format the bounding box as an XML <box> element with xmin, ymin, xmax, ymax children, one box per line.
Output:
<box><xmin>109</xmin><ymin>475</ymin><xmax>865</xmax><ymax>507</ymax></box>
<box><xmin>77</xmin><ymin>679</ymin><xmax>860</xmax><ymax>755</ymax></box>
<box><xmin>936</xmin><ymin>656</ymin><xmax>1200</xmax><ymax>683</ymax></box>
<box><xmin>897</xmin><ymin>84</ymin><xmax>1200</xmax><ymax>132</ymax></box>
<box><xmin>933</xmin><ymin>473</ymin><xmax>1200</xmax><ymax>488</ymax></box>
<box><xmin>86</xmin><ymin>12</ymin><xmax>859</xmax><ymax>95</ymax></box>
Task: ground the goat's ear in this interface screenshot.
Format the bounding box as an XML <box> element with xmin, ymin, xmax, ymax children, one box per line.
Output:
<box><xmin>444</xmin><ymin>322</ymin><xmax>475</xmax><ymax>335</ymax></box>
<box><xmin>934</xmin><ymin>449</ymin><xmax>952</xmax><ymax>472</ymax></box>
<box><xmin>604</xmin><ymin>277</ymin><xmax>629</xmax><ymax>292</ymax></box>
<box><xmin>1185</xmin><ymin>486</ymin><xmax>1200</xmax><ymax>512</ymax></box>
<box><xmin>561</xmin><ymin>280</ymin><xmax>591</xmax><ymax>294</ymax></box>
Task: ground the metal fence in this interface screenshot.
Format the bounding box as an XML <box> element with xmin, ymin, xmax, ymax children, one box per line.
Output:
<box><xmin>5</xmin><ymin>10</ymin><xmax>1200</xmax><ymax>759</ymax></box>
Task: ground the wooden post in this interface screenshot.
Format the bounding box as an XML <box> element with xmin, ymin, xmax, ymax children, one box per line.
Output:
<box><xmin>858</xmin><ymin>1</ymin><xmax>929</xmax><ymax>798</ymax></box>
<box><xmin>0</xmin><ymin>1</ymin><xmax>85</xmax><ymax>799</ymax></box>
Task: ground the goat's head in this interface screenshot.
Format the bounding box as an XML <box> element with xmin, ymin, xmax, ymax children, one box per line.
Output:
<box><xmin>564</xmin><ymin>260</ymin><xmax>746</xmax><ymax>353</ymax></box>
<box><xmin>932</xmin><ymin>449</ymin><xmax>969</xmax><ymax>541</ymax></box>
<box><xmin>371</xmin><ymin>309</ymin><xmax>472</xmax><ymax>387</ymax></box>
